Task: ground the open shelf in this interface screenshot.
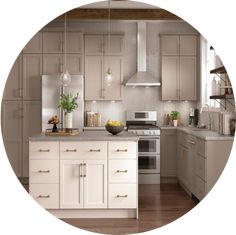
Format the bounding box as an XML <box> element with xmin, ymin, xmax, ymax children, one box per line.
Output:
<box><xmin>210</xmin><ymin>66</ymin><xmax>226</xmax><ymax>74</ymax></box>
<box><xmin>210</xmin><ymin>94</ymin><xmax>234</xmax><ymax>100</ymax></box>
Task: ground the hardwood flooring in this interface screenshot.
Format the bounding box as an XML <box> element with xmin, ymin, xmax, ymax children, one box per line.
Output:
<box><xmin>62</xmin><ymin>184</ymin><xmax>198</xmax><ymax>234</ymax></box>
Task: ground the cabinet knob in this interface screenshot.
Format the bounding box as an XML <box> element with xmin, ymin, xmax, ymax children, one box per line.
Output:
<box><xmin>116</xmin><ymin>194</ymin><xmax>128</xmax><ymax>198</ymax></box>
<box><xmin>116</xmin><ymin>149</ymin><xmax>128</xmax><ymax>152</ymax></box>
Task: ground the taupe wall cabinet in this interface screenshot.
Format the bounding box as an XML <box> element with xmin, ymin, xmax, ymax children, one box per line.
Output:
<box><xmin>161</xmin><ymin>35</ymin><xmax>198</xmax><ymax>101</ymax></box>
<box><xmin>84</xmin><ymin>34</ymin><xmax>124</xmax><ymax>101</ymax></box>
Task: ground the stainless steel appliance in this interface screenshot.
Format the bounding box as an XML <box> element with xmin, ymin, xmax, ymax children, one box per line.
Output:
<box><xmin>126</xmin><ymin>111</ymin><xmax>160</xmax><ymax>184</ymax></box>
<box><xmin>42</xmin><ymin>75</ymin><xmax>84</xmax><ymax>132</ymax></box>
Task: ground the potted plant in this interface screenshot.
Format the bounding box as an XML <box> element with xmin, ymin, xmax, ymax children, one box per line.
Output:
<box><xmin>58</xmin><ymin>92</ymin><xmax>79</xmax><ymax>131</ymax></box>
<box><xmin>170</xmin><ymin>111</ymin><xmax>179</xmax><ymax>127</ymax></box>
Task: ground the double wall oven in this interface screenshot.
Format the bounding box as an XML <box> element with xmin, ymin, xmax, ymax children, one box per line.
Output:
<box><xmin>127</xmin><ymin>111</ymin><xmax>160</xmax><ymax>184</ymax></box>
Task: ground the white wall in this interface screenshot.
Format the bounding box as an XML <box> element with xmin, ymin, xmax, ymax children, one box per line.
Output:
<box><xmin>46</xmin><ymin>20</ymin><xmax>199</xmax><ymax>126</ymax></box>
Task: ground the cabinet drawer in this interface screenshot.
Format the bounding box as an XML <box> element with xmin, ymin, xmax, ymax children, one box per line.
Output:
<box><xmin>109</xmin><ymin>184</ymin><xmax>137</xmax><ymax>208</ymax></box>
<box><xmin>109</xmin><ymin>141</ymin><xmax>137</xmax><ymax>159</ymax></box>
<box><xmin>30</xmin><ymin>160</ymin><xmax>59</xmax><ymax>183</ymax></box>
<box><xmin>29</xmin><ymin>141</ymin><xmax>59</xmax><ymax>159</ymax></box>
<box><xmin>196</xmin><ymin>138</ymin><xmax>206</xmax><ymax>157</ymax></box>
<box><xmin>109</xmin><ymin>160</ymin><xmax>137</xmax><ymax>183</ymax></box>
<box><xmin>30</xmin><ymin>184</ymin><xmax>59</xmax><ymax>209</ymax></box>
<box><xmin>195</xmin><ymin>154</ymin><xmax>206</xmax><ymax>181</ymax></box>
<box><xmin>195</xmin><ymin>176</ymin><xmax>206</xmax><ymax>201</ymax></box>
<box><xmin>60</xmin><ymin>141</ymin><xmax>107</xmax><ymax>159</ymax></box>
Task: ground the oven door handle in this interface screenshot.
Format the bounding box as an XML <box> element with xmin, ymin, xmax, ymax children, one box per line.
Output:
<box><xmin>139</xmin><ymin>136</ymin><xmax>160</xmax><ymax>140</ymax></box>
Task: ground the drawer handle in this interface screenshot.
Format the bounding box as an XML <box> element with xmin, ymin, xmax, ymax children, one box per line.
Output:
<box><xmin>187</xmin><ymin>140</ymin><xmax>196</xmax><ymax>145</ymax></box>
<box><xmin>79</xmin><ymin>163</ymin><xmax>83</xmax><ymax>177</ymax></box>
<box><xmin>89</xmin><ymin>149</ymin><xmax>101</xmax><ymax>152</ymax></box>
<box><xmin>83</xmin><ymin>163</ymin><xmax>86</xmax><ymax>177</ymax></box>
<box><xmin>39</xmin><ymin>149</ymin><xmax>50</xmax><ymax>152</ymax></box>
<box><xmin>116</xmin><ymin>149</ymin><xmax>128</xmax><ymax>152</ymax></box>
<box><xmin>38</xmin><ymin>195</ymin><xmax>50</xmax><ymax>198</ymax></box>
<box><xmin>38</xmin><ymin>170</ymin><xmax>50</xmax><ymax>173</ymax></box>
<box><xmin>116</xmin><ymin>194</ymin><xmax>128</xmax><ymax>198</ymax></box>
<box><xmin>116</xmin><ymin>170</ymin><xmax>128</xmax><ymax>173</ymax></box>
<box><xmin>66</xmin><ymin>149</ymin><xmax>77</xmax><ymax>152</ymax></box>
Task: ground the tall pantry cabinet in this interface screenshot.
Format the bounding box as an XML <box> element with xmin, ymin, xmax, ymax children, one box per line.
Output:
<box><xmin>161</xmin><ymin>35</ymin><xmax>198</xmax><ymax>101</ymax></box>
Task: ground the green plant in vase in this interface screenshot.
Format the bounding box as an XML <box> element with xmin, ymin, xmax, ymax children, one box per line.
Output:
<box><xmin>58</xmin><ymin>92</ymin><xmax>79</xmax><ymax>131</ymax></box>
<box><xmin>170</xmin><ymin>111</ymin><xmax>179</xmax><ymax>127</ymax></box>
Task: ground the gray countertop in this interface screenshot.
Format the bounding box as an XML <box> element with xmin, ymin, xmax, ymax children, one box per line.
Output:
<box><xmin>29</xmin><ymin>130</ymin><xmax>139</xmax><ymax>141</ymax></box>
<box><xmin>160</xmin><ymin>126</ymin><xmax>235</xmax><ymax>141</ymax></box>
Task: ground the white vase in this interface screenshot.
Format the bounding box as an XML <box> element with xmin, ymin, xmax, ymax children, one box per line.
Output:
<box><xmin>64</xmin><ymin>112</ymin><xmax>72</xmax><ymax>129</ymax></box>
<box><xmin>173</xmin><ymin>119</ymin><xmax>178</xmax><ymax>127</ymax></box>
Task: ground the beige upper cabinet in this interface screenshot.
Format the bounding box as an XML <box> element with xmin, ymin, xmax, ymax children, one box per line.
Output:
<box><xmin>161</xmin><ymin>34</ymin><xmax>198</xmax><ymax>101</ymax></box>
<box><xmin>23</xmin><ymin>32</ymin><xmax>42</xmax><ymax>53</ymax></box>
<box><xmin>85</xmin><ymin>34</ymin><xmax>124</xmax><ymax>55</ymax></box>
<box><xmin>43</xmin><ymin>32</ymin><xmax>63</xmax><ymax>53</ymax></box>
<box><xmin>3</xmin><ymin>55</ymin><xmax>22</xmax><ymax>100</ymax></box>
<box><xmin>67</xmin><ymin>54</ymin><xmax>83</xmax><ymax>75</ymax></box>
<box><xmin>66</xmin><ymin>32</ymin><xmax>83</xmax><ymax>54</ymax></box>
<box><xmin>23</xmin><ymin>54</ymin><xmax>42</xmax><ymax>100</ymax></box>
<box><xmin>42</xmin><ymin>54</ymin><xmax>63</xmax><ymax>75</ymax></box>
<box><xmin>85</xmin><ymin>55</ymin><xmax>123</xmax><ymax>101</ymax></box>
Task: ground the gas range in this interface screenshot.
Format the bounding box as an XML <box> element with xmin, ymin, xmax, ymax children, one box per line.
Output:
<box><xmin>127</xmin><ymin>124</ymin><xmax>160</xmax><ymax>136</ymax></box>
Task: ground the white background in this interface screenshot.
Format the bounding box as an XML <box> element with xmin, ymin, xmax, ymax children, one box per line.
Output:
<box><xmin>0</xmin><ymin>0</ymin><xmax>236</xmax><ymax>234</ymax></box>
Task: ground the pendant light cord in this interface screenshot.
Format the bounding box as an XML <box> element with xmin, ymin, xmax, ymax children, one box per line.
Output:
<box><xmin>108</xmin><ymin>0</ymin><xmax>111</xmax><ymax>71</ymax></box>
<box><xmin>64</xmin><ymin>13</ymin><xmax>67</xmax><ymax>73</ymax></box>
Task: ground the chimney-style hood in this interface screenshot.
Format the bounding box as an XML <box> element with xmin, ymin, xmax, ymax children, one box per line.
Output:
<box><xmin>125</xmin><ymin>22</ymin><xmax>161</xmax><ymax>87</ymax></box>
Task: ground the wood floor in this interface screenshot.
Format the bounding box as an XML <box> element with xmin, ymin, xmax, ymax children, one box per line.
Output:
<box><xmin>62</xmin><ymin>184</ymin><xmax>198</xmax><ymax>234</ymax></box>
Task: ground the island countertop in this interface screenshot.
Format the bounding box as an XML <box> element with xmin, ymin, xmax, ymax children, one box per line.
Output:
<box><xmin>29</xmin><ymin>130</ymin><xmax>139</xmax><ymax>141</ymax></box>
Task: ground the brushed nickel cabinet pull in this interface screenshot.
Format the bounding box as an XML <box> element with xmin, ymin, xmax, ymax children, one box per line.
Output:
<box><xmin>39</xmin><ymin>149</ymin><xmax>50</xmax><ymax>152</ymax></box>
<box><xmin>38</xmin><ymin>170</ymin><xmax>50</xmax><ymax>173</ymax></box>
<box><xmin>116</xmin><ymin>170</ymin><xmax>128</xmax><ymax>173</ymax></box>
<box><xmin>66</xmin><ymin>149</ymin><xmax>77</xmax><ymax>152</ymax></box>
<box><xmin>116</xmin><ymin>194</ymin><xmax>128</xmax><ymax>198</ymax></box>
<box><xmin>83</xmin><ymin>163</ymin><xmax>86</xmax><ymax>177</ymax></box>
<box><xmin>187</xmin><ymin>140</ymin><xmax>196</xmax><ymax>145</ymax></box>
<box><xmin>89</xmin><ymin>149</ymin><xmax>101</xmax><ymax>152</ymax></box>
<box><xmin>79</xmin><ymin>163</ymin><xmax>83</xmax><ymax>177</ymax></box>
<box><xmin>116</xmin><ymin>149</ymin><xmax>128</xmax><ymax>152</ymax></box>
<box><xmin>38</xmin><ymin>195</ymin><xmax>50</xmax><ymax>198</ymax></box>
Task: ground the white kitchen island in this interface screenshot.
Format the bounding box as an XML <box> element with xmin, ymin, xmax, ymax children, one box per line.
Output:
<box><xmin>29</xmin><ymin>131</ymin><xmax>139</xmax><ymax>218</ymax></box>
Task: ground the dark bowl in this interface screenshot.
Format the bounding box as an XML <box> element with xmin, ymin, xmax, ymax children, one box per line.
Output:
<box><xmin>105</xmin><ymin>125</ymin><xmax>124</xmax><ymax>135</ymax></box>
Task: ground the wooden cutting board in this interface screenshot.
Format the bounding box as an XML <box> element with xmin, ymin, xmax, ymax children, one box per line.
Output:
<box><xmin>45</xmin><ymin>129</ymin><xmax>79</xmax><ymax>136</ymax></box>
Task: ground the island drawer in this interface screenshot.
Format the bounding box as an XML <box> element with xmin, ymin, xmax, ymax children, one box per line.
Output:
<box><xmin>29</xmin><ymin>141</ymin><xmax>59</xmax><ymax>159</ymax></box>
<box><xmin>30</xmin><ymin>159</ymin><xmax>59</xmax><ymax>183</ymax></box>
<box><xmin>109</xmin><ymin>141</ymin><xmax>137</xmax><ymax>159</ymax></box>
<box><xmin>109</xmin><ymin>184</ymin><xmax>137</xmax><ymax>208</ymax></box>
<box><xmin>60</xmin><ymin>141</ymin><xmax>107</xmax><ymax>159</ymax></box>
<box><xmin>30</xmin><ymin>183</ymin><xmax>59</xmax><ymax>209</ymax></box>
<box><xmin>109</xmin><ymin>160</ymin><xmax>137</xmax><ymax>183</ymax></box>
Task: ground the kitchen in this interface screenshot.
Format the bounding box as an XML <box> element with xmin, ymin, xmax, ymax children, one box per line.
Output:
<box><xmin>1</xmin><ymin>0</ymin><xmax>235</xmax><ymax>234</ymax></box>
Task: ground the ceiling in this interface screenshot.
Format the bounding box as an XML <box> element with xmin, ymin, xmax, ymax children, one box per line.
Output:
<box><xmin>79</xmin><ymin>0</ymin><xmax>159</xmax><ymax>9</ymax></box>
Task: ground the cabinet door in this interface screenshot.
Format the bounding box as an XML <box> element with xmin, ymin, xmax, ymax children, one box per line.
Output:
<box><xmin>1</xmin><ymin>101</ymin><xmax>22</xmax><ymax>142</ymax></box>
<box><xmin>3</xmin><ymin>55</ymin><xmax>22</xmax><ymax>100</ymax></box>
<box><xmin>84</xmin><ymin>35</ymin><xmax>103</xmax><ymax>55</ymax></box>
<box><xmin>103</xmin><ymin>56</ymin><xmax>123</xmax><ymax>100</ymax></box>
<box><xmin>23</xmin><ymin>54</ymin><xmax>42</xmax><ymax>100</ymax></box>
<box><xmin>84</xmin><ymin>160</ymin><xmax>107</xmax><ymax>208</ymax></box>
<box><xmin>23</xmin><ymin>32</ymin><xmax>42</xmax><ymax>53</ymax></box>
<box><xmin>160</xmin><ymin>35</ymin><xmax>179</xmax><ymax>55</ymax></box>
<box><xmin>60</xmin><ymin>160</ymin><xmax>84</xmax><ymax>208</ymax></box>
<box><xmin>22</xmin><ymin>101</ymin><xmax>41</xmax><ymax>177</ymax></box>
<box><xmin>160</xmin><ymin>130</ymin><xmax>177</xmax><ymax>177</ymax></box>
<box><xmin>179</xmin><ymin>56</ymin><xmax>197</xmax><ymax>100</ymax></box>
<box><xmin>161</xmin><ymin>56</ymin><xmax>179</xmax><ymax>100</ymax></box>
<box><xmin>43</xmin><ymin>54</ymin><xmax>63</xmax><ymax>75</ymax></box>
<box><xmin>104</xmin><ymin>35</ymin><xmax>124</xmax><ymax>55</ymax></box>
<box><xmin>67</xmin><ymin>54</ymin><xmax>83</xmax><ymax>75</ymax></box>
<box><xmin>85</xmin><ymin>55</ymin><xmax>103</xmax><ymax>100</ymax></box>
<box><xmin>66</xmin><ymin>32</ymin><xmax>83</xmax><ymax>54</ymax></box>
<box><xmin>180</xmin><ymin>35</ymin><xmax>197</xmax><ymax>55</ymax></box>
<box><xmin>43</xmin><ymin>32</ymin><xmax>63</xmax><ymax>53</ymax></box>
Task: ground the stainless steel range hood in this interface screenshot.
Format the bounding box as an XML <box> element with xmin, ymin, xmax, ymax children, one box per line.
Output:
<box><xmin>125</xmin><ymin>22</ymin><xmax>161</xmax><ymax>87</ymax></box>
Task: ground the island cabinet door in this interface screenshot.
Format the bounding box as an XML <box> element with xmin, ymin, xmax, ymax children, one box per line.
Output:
<box><xmin>83</xmin><ymin>160</ymin><xmax>107</xmax><ymax>208</ymax></box>
<box><xmin>60</xmin><ymin>160</ymin><xmax>84</xmax><ymax>208</ymax></box>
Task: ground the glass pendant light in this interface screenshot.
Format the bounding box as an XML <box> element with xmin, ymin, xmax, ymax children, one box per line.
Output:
<box><xmin>104</xmin><ymin>0</ymin><xmax>113</xmax><ymax>87</ymax></box>
<box><xmin>60</xmin><ymin>13</ymin><xmax>71</xmax><ymax>86</ymax></box>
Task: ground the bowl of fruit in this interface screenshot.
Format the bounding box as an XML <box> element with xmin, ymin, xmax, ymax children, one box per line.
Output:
<box><xmin>105</xmin><ymin>120</ymin><xmax>124</xmax><ymax>135</ymax></box>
